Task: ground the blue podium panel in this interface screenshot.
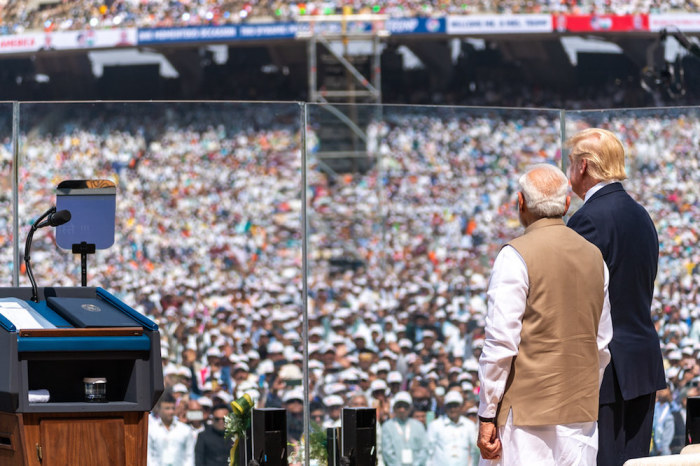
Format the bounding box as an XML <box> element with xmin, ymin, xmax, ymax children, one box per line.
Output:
<box><xmin>0</xmin><ymin>287</ymin><xmax>163</xmax><ymax>414</ymax></box>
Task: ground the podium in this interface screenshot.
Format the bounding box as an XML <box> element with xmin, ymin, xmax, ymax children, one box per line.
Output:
<box><xmin>0</xmin><ymin>287</ymin><xmax>163</xmax><ymax>466</ymax></box>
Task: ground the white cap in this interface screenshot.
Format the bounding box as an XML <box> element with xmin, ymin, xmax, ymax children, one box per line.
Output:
<box><xmin>283</xmin><ymin>389</ymin><xmax>304</xmax><ymax>403</ymax></box>
<box><xmin>398</xmin><ymin>338</ymin><xmax>413</xmax><ymax>349</ymax></box>
<box><xmin>268</xmin><ymin>341</ymin><xmax>285</xmax><ymax>354</ymax></box>
<box><xmin>324</xmin><ymin>395</ymin><xmax>344</xmax><ymax>407</ymax></box>
<box><xmin>257</xmin><ymin>359</ymin><xmax>274</xmax><ymax>374</ymax></box>
<box><xmin>279</xmin><ymin>364</ymin><xmax>303</xmax><ymax>380</ymax></box>
<box><xmin>326</xmin><ymin>383</ymin><xmax>347</xmax><ymax>395</ymax></box>
<box><xmin>197</xmin><ymin>396</ymin><xmax>213</xmax><ymax>408</ymax></box>
<box><xmin>370</xmin><ymin>379</ymin><xmax>388</xmax><ymax>393</ymax></box>
<box><xmin>214</xmin><ymin>391</ymin><xmax>233</xmax><ymax>404</ymax></box>
<box><xmin>387</xmin><ymin>371</ymin><xmax>402</xmax><ymax>384</ymax></box>
<box><xmin>392</xmin><ymin>391</ymin><xmax>412</xmax><ymax>410</ymax></box>
<box><xmin>172</xmin><ymin>383</ymin><xmax>188</xmax><ymax>394</ymax></box>
<box><xmin>309</xmin><ymin>327</ymin><xmax>324</xmax><ymax>337</ymax></box>
<box><xmin>375</xmin><ymin>360</ymin><xmax>391</xmax><ymax>373</ymax></box>
<box><xmin>444</xmin><ymin>391</ymin><xmax>463</xmax><ymax>406</ymax></box>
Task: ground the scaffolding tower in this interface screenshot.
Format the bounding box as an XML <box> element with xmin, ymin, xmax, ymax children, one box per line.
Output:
<box><xmin>297</xmin><ymin>14</ymin><xmax>388</xmax><ymax>172</ymax></box>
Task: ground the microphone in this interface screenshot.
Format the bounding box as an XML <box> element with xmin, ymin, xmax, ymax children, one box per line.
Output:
<box><xmin>24</xmin><ymin>207</ymin><xmax>72</xmax><ymax>302</ymax></box>
<box><xmin>36</xmin><ymin>209</ymin><xmax>71</xmax><ymax>228</ymax></box>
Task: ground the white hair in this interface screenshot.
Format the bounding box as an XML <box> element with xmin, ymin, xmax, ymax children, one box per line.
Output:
<box><xmin>518</xmin><ymin>164</ymin><xmax>569</xmax><ymax>218</ymax></box>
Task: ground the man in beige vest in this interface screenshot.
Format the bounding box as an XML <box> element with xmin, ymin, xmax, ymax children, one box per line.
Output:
<box><xmin>476</xmin><ymin>164</ymin><xmax>613</xmax><ymax>465</ymax></box>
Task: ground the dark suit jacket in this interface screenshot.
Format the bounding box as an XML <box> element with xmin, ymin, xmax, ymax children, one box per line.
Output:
<box><xmin>567</xmin><ymin>182</ymin><xmax>665</xmax><ymax>404</ymax></box>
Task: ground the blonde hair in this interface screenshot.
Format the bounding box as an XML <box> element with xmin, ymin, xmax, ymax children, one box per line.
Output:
<box><xmin>518</xmin><ymin>164</ymin><xmax>569</xmax><ymax>218</ymax></box>
<box><xmin>565</xmin><ymin>128</ymin><xmax>627</xmax><ymax>181</ymax></box>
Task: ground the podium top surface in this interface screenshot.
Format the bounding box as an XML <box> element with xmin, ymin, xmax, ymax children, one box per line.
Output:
<box><xmin>0</xmin><ymin>287</ymin><xmax>157</xmax><ymax>333</ymax></box>
<box><xmin>0</xmin><ymin>287</ymin><xmax>157</xmax><ymax>353</ymax></box>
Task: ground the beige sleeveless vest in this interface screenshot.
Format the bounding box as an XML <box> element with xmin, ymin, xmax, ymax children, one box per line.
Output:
<box><xmin>496</xmin><ymin>217</ymin><xmax>605</xmax><ymax>427</ymax></box>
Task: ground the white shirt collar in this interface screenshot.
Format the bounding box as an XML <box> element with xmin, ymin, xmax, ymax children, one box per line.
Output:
<box><xmin>583</xmin><ymin>180</ymin><xmax>618</xmax><ymax>204</ymax></box>
<box><xmin>445</xmin><ymin>415</ymin><xmax>464</xmax><ymax>426</ymax></box>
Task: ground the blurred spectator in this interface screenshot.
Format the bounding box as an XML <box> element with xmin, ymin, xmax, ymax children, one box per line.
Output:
<box><xmin>195</xmin><ymin>403</ymin><xmax>233</xmax><ymax>466</ymax></box>
<box><xmin>309</xmin><ymin>400</ymin><xmax>326</xmax><ymax>426</ymax></box>
<box><xmin>183</xmin><ymin>398</ymin><xmax>207</xmax><ymax>442</ymax></box>
<box><xmin>652</xmin><ymin>387</ymin><xmax>675</xmax><ymax>456</ymax></box>
<box><xmin>148</xmin><ymin>391</ymin><xmax>195</xmax><ymax>466</ymax></box>
<box><xmin>284</xmin><ymin>389</ymin><xmax>305</xmax><ymax>443</ymax></box>
<box><xmin>426</xmin><ymin>391</ymin><xmax>478</xmax><ymax>466</ymax></box>
<box><xmin>382</xmin><ymin>391</ymin><xmax>428</xmax><ymax>466</ymax></box>
<box><xmin>323</xmin><ymin>395</ymin><xmax>344</xmax><ymax>428</ymax></box>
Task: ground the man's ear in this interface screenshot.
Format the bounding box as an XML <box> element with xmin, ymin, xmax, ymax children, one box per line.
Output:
<box><xmin>517</xmin><ymin>192</ymin><xmax>525</xmax><ymax>212</ymax></box>
<box><xmin>564</xmin><ymin>195</ymin><xmax>571</xmax><ymax>215</ymax></box>
<box><xmin>579</xmin><ymin>158</ymin><xmax>588</xmax><ymax>175</ymax></box>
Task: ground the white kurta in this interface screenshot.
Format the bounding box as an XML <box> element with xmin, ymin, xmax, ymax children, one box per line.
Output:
<box><xmin>147</xmin><ymin>415</ymin><xmax>195</xmax><ymax>466</ymax></box>
<box><xmin>427</xmin><ymin>414</ymin><xmax>479</xmax><ymax>466</ymax></box>
<box><xmin>478</xmin><ymin>245</ymin><xmax>613</xmax><ymax>466</ymax></box>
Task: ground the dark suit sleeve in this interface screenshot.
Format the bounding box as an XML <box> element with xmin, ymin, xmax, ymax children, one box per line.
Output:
<box><xmin>195</xmin><ymin>431</ymin><xmax>205</xmax><ymax>466</ymax></box>
<box><xmin>568</xmin><ymin>211</ymin><xmax>606</xmax><ymax>259</ymax></box>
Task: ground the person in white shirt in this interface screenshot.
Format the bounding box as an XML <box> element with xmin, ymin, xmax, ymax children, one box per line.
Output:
<box><xmin>427</xmin><ymin>390</ymin><xmax>478</xmax><ymax>465</ymax></box>
<box><xmin>182</xmin><ymin>398</ymin><xmax>206</xmax><ymax>445</ymax></box>
<box><xmin>148</xmin><ymin>392</ymin><xmax>195</xmax><ymax>466</ymax></box>
<box><xmin>477</xmin><ymin>164</ymin><xmax>612</xmax><ymax>465</ymax></box>
<box><xmin>382</xmin><ymin>391</ymin><xmax>429</xmax><ymax>466</ymax></box>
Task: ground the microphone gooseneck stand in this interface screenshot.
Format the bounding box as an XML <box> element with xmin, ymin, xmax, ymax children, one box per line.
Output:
<box><xmin>24</xmin><ymin>207</ymin><xmax>72</xmax><ymax>302</ymax></box>
<box><xmin>24</xmin><ymin>207</ymin><xmax>56</xmax><ymax>303</ymax></box>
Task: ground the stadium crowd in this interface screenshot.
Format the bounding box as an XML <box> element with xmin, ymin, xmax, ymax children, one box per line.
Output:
<box><xmin>1</xmin><ymin>0</ymin><xmax>699</xmax><ymax>34</ymax></box>
<box><xmin>0</xmin><ymin>103</ymin><xmax>698</xmax><ymax>463</ymax></box>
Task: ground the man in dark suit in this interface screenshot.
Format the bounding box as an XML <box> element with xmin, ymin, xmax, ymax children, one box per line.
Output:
<box><xmin>566</xmin><ymin>128</ymin><xmax>665</xmax><ymax>466</ymax></box>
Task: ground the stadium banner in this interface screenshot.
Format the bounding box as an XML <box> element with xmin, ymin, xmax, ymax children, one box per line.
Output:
<box><xmin>386</xmin><ymin>17</ymin><xmax>445</xmax><ymax>34</ymax></box>
<box><xmin>138</xmin><ymin>18</ymin><xmax>445</xmax><ymax>45</ymax></box>
<box><xmin>0</xmin><ymin>33</ymin><xmax>43</xmax><ymax>53</ymax></box>
<box><xmin>0</xmin><ymin>29</ymin><xmax>138</xmax><ymax>54</ymax></box>
<box><xmin>48</xmin><ymin>29</ymin><xmax>138</xmax><ymax>50</ymax></box>
<box><xmin>553</xmin><ymin>14</ymin><xmax>648</xmax><ymax>32</ymax></box>
<box><xmin>138</xmin><ymin>26</ymin><xmax>241</xmax><ymax>44</ymax></box>
<box><xmin>446</xmin><ymin>15</ymin><xmax>552</xmax><ymax>34</ymax></box>
<box><xmin>649</xmin><ymin>14</ymin><xmax>700</xmax><ymax>32</ymax></box>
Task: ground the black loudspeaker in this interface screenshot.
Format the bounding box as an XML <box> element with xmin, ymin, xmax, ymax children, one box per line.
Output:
<box><xmin>687</xmin><ymin>396</ymin><xmax>700</xmax><ymax>444</ymax></box>
<box><xmin>251</xmin><ymin>408</ymin><xmax>288</xmax><ymax>465</ymax></box>
<box><xmin>341</xmin><ymin>407</ymin><xmax>377</xmax><ymax>466</ymax></box>
<box><xmin>327</xmin><ymin>427</ymin><xmax>341</xmax><ymax>466</ymax></box>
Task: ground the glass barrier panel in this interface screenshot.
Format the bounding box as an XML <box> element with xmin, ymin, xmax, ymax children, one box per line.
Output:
<box><xmin>16</xmin><ymin>101</ymin><xmax>304</xmax><ymax>456</ymax></box>
<box><xmin>0</xmin><ymin>103</ymin><xmax>13</xmax><ymax>284</ymax></box>
<box><xmin>306</xmin><ymin>103</ymin><xmax>562</xmax><ymax>463</ymax></box>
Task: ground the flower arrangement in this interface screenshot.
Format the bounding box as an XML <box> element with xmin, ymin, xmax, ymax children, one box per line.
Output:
<box><xmin>224</xmin><ymin>393</ymin><xmax>254</xmax><ymax>466</ymax></box>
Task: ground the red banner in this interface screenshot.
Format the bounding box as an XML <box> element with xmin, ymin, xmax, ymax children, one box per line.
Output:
<box><xmin>554</xmin><ymin>14</ymin><xmax>649</xmax><ymax>32</ymax></box>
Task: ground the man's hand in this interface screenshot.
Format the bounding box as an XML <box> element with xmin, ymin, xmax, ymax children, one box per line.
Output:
<box><xmin>477</xmin><ymin>421</ymin><xmax>502</xmax><ymax>460</ymax></box>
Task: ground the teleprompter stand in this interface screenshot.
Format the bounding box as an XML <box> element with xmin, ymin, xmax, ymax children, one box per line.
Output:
<box><xmin>72</xmin><ymin>242</ymin><xmax>96</xmax><ymax>287</ymax></box>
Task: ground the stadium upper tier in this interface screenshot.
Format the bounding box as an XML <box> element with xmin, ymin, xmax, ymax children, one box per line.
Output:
<box><xmin>0</xmin><ymin>0</ymin><xmax>697</xmax><ymax>34</ymax></box>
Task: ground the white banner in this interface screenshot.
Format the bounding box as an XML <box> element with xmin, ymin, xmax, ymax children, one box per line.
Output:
<box><xmin>447</xmin><ymin>14</ymin><xmax>552</xmax><ymax>35</ymax></box>
<box><xmin>649</xmin><ymin>13</ymin><xmax>700</xmax><ymax>32</ymax></box>
<box><xmin>0</xmin><ymin>28</ymin><xmax>137</xmax><ymax>55</ymax></box>
<box><xmin>48</xmin><ymin>28</ymin><xmax>138</xmax><ymax>50</ymax></box>
<box><xmin>0</xmin><ymin>34</ymin><xmax>42</xmax><ymax>53</ymax></box>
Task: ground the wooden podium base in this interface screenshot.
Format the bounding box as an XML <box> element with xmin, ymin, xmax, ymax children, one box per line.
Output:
<box><xmin>0</xmin><ymin>411</ymin><xmax>147</xmax><ymax>466</ymax></box>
